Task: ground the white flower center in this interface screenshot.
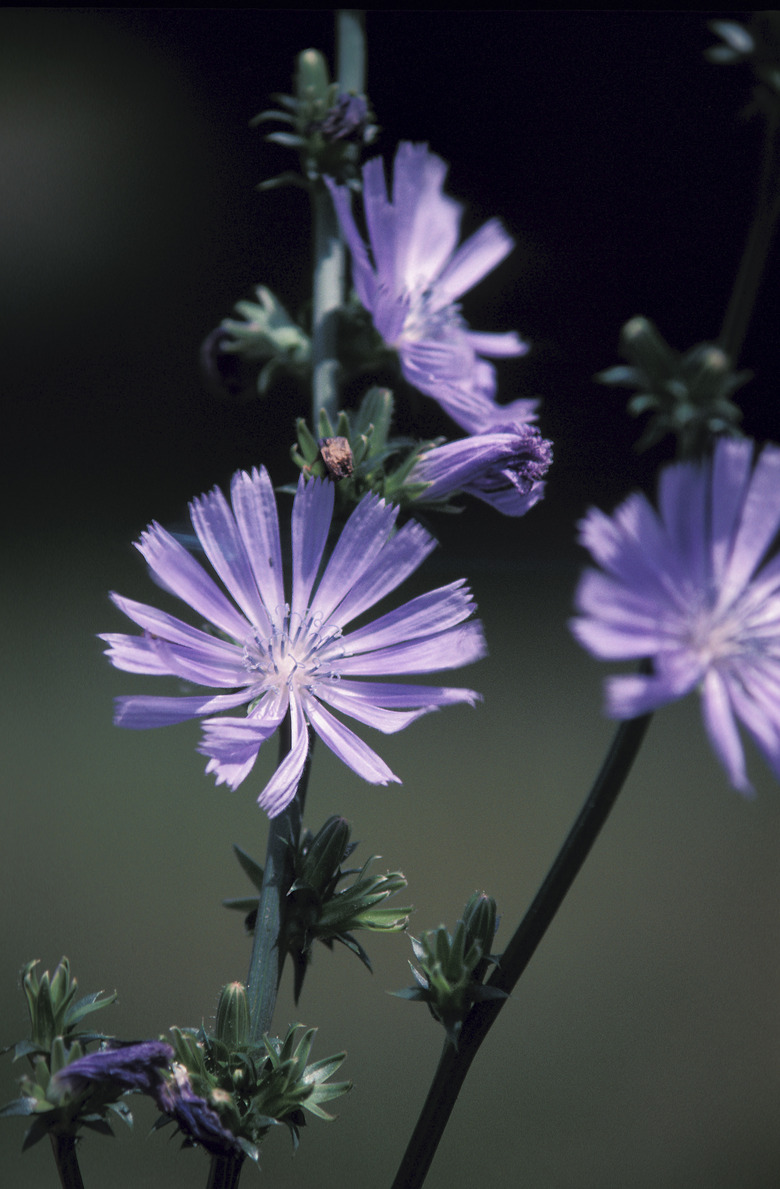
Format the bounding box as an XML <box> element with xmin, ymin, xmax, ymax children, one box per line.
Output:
<box><xmin>241</xmin><ymin>606</ymin><xmax>343</xmax><ymax>708</ymax></box>
<box><xmin>401</xmin><ymin>285</ymin><xmax>462</xmax><ymax>344</ymax></box>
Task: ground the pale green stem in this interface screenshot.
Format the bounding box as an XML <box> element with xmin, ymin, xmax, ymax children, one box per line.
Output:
<box><xmin>310</xmin><ymin>11</ymin><xmax>366</xmax><ymax>428</ymax></box>
<box><xmin>311</xmin><ymin>189</ymin><xmax>344</xmax><ymax>429</ymax></box>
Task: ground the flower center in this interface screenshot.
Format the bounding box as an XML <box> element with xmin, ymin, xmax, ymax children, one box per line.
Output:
<box><xmin>401</xmin><ymin>285</ymin><xmax>462</xmax><ymax>343</ymax></box>
<box><xmin>241</xmin><ymin>606</ymin><xmax>343</xmax><ymax>707</ymax></box>
<box><xmin>684</xmin><ymin>592</ymin><xmax>753</xmax><ymax>669</ymax></box>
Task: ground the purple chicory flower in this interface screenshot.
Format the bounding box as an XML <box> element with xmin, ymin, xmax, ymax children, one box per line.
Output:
<box><xmin>52</xmin><ymin>1041</ymin><xmax>174</xmax><ymax>1098</ymax></box>
<box><xmin>411</xmin><ymin>421</ymin><xmax>553</xmax><ymax>517</ymax></box>
<box><xmin>155</xmin><ymin>1064</ymin><xmax>241</xmax><ymax>1157</ymax></box>
<box><xmin>570</xmin><ymin>436</ymin><xmax>780</xmax><ymax>793</ymax></box>
<box><xmin>327</xmin><ymin>141</ymin><xmax>527</xmax><ymax>433</ymax></box>
<box><xmin>101</xmin><ymin>468</ymin><xmax>485</xmax><ymax>817</ymax></box>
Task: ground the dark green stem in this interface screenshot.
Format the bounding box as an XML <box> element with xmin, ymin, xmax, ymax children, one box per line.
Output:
<box><xmin>205</xmin><ymin>1149</ymin><xmax>245</xmax><ymax>1189</ymax></box>
<box><xmin>390</xmin><ymin>709</ymin><xmax>653</xmax><ymax>1189</ymax></box>
<box><xmin>49</xmin><ymin>1133</ymin><xmax>84</xmax><ymax>1189</ymax></box>
<box><xmin>718</xmin><ymin>105</ymin><xmax>780</xmax><ymax>365</ymax></box>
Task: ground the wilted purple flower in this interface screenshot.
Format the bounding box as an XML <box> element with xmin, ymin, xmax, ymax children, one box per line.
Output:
<box><xmin>102</xmin><ymin>468</ymin><xmax>485</xmax><ymax>817</ymax></box>
<box><xmin>53</xmin><ymin>1041</ymin><xmax>174</xmax><ymax>1097</ymax></box>
<box><xmin>411</xmin><ymin>421</ymin><xmax>553</xmax><ymax>517</ymax></box>
<box><xmin>155</xmin><ymin>1064</ymin><xmax>241</xmax><ymax>1157</ymax></box>
<box><xmin>571</xmin><ymin>437</ymin><xmax>780</xmax><ymax>793</ymax></box>
<box><xmin>318</xmin><ymin>92</ymin><xmax>370</xmax><ymax>142</ymax></box>
<box><xmin>327</xmin><ymin>141</ymin><xmax>527</xmax><ymax>432</ymax></box>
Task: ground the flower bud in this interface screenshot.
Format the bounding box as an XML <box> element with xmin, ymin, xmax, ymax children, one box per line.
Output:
<box><xmin>215</xmin><ymin>982</ymin><xmax>250</xmax><ymax>1050</ymax></box>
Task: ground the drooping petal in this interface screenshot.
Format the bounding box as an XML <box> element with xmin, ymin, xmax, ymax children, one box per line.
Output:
<box><xmin>304</xmin><ymin>696</ymin><xmax>401</xmax><ymax>785</ymax></box>
<box><xmin>198</xmin><ymin>716</ymin><xmax>279</xmax><ymax>791</ymax></box>
<box><xmin>255</xmin><ymin>697</ymin><xmax>310</xmax><ymax>817</ymax></box>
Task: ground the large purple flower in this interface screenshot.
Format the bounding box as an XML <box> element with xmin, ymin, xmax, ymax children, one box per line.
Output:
<box><xmin>570</xmin><ymin>437</ymin><xmax>780</xmax><ymax>793</ymax></box>
<box><xmin>411</xmin><ymin>420</ymin><xmax>553</xmax><ymax>517</ymax></box>
<box><xmin>327</xmin><ymin>141</ymin><xmax>527</xmax><ymax>432</ymax></box>
<box><xmin>102</xmin><ymin>468</ymin><xmax>485</xmax><ymax>817</ymax></box>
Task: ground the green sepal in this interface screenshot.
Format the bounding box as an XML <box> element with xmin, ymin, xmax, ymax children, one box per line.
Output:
<box><xmin>0</xmin><ymin>1097</ymin><xmax>39</xmax><ymax>1118</ymax></box>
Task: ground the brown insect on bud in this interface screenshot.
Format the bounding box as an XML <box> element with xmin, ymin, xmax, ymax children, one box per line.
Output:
<box><xmin>318</xmin><ymin>436</ymin><xmax>354</xmax><ymax>481</ymax></box>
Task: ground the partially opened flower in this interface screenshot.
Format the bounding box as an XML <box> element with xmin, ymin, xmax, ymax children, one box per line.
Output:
<box><xmin>571</xmin><ymin>437</ymin><xmax>780</xmax><ymax>793</ymax></box>
<box><xmin>411</xmin><ymin>421</ymin><xmax>553</xmax><ymax>517</ymax></box>
<box><xmin>102</xmin><ymin>469</ymin><xmax>485</xmax><ymax>817</ymax></box>
<box><xmin>327</xmin><ymin>141</ymin><xmax>527</xmax><ymax>432</ymax></box>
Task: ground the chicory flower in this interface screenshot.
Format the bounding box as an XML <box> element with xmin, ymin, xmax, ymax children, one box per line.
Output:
<box><xmin>327</xmin><ymin>141</ymin><xmax>527</xmax><ymax>432</ymax></box>
<box><xmin>571</xmin><ymin>437</ymin><xmax>780</xmax><ymax>793</ymax></box>
<box><xmin>102</xmin><ymin>468</ymin><xmax>485</xmax><ymax>817</ymax></box>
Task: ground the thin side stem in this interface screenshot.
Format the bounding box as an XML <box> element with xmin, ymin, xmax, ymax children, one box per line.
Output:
<box><xmin>49</xmin><ymin>1133</ymin><xmax>84</xmax><ymax>1189</ymax></box>
<box><xmin>390</xmin><ymin>709</ymin><xmax>653</xmax><ymax>1189</ymax></box>
<box><xmin>718</xmin><ymin>107</ymin><xmax>780</xmax><ymax>365</ymax></box>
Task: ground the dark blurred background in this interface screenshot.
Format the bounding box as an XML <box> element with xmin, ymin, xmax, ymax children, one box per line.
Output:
<box><xmin>2</xmin><ymin>10</ymin><xmax>780</xmax><ymax>1188</ymax></box>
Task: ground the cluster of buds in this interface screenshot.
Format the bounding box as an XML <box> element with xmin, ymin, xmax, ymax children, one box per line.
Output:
<box><xmin>290</xmin><ymin>386</ymin><xmax>432</xmax><ymax>513</ymax></box>
<box><xmin>597</xmin><ymin>316</ymin><xmax>749</xmax><ymax>455</ymax></box>
<box><xmin>225</xmin><ymin>814</ymin><xmax>411</xmax><ymax>1002</ymax></box>
<box><xmin>158</xmin><ymin>982</ymin><xmax>351</xmax><ymax>1165</ymax></box>
<box><xmin>393</xmin><ymin>893</ymin><xmax>506</xmax><ymax>1047</ymax></box>
<box><xmin>254</xmin><ymin>48</ymin><xmax>377</xmax><ymax>190</ymax></box>
<box><xmin>0</xmin><ymin>958</ymin><xmax>126</xmax><ymax>1150</ymax></box>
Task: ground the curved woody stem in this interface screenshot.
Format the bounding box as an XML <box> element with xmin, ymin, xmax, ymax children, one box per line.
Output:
<box><xmin>390</xmin><ymin>709</ymin><xmax>653</xmax><ymax>1189</ymax></box>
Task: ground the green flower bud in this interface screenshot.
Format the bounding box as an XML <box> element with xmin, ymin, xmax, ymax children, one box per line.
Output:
<box><xmin>296</xmin><ymin>50</ymin><xmax>330</xmax><ymax>105</ymax></box>
<box><xmin>215</xmin><ymin>982</ymin><xmax>250</xmax><ymax>1050</ymax></box>
<box><xmin>598</xmin><ymin>316</ymin><xmax>749</xmax><ymax>456</ymax></box>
